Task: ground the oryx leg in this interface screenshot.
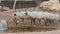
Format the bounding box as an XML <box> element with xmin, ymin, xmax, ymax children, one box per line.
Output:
<box><xmin>31</xmin><ymin>19</ymin><xmax>35</xmax><ymax>25</ymax></box>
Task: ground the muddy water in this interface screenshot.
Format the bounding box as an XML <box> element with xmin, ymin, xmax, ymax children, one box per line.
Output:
<box><xmin>5</xmin><ymin>27</ymin><xmax>56</xmax><ymax>33</ymax></box>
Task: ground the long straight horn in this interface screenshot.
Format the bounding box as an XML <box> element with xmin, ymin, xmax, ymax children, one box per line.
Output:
<box><xmin>0</xmin><ymin>0</ymin><xmax>1</xmax><ymax>4</ymax></box>
<box><xmin>13</xmin><ymin>0</ymin><xmax>17</xmax><ymax>12</ymax></box>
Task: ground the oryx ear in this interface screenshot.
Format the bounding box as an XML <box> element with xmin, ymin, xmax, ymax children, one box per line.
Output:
<box><xmin>14</xmin><ymin>13</ymin><xmax>16</xmax><ymax>16</ymax></box>
<box><xmin>25</xmin><ymin>12</ymin><xmax>28</xmax><ymax>15</ymax></box>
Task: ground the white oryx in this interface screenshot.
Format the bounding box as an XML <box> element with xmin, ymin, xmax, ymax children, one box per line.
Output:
<box><xmin>12</xmin><ymin>11</ymin><xmax>60</xmax><ymax>25</ymax></box>
<box><xmin>0</xmin><ymin>19</ymin><xmax>8</xmax><ymax>33</ymax></box>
